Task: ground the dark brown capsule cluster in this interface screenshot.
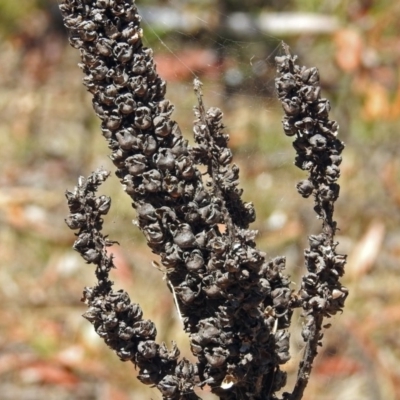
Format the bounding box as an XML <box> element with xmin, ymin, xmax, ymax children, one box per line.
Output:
<box><xmin>60</xmin><ymin>1</ymin><xmax>295</xmax><ymax>398</ymax></box>
<box><xmin>275</xmin><ymin>45</ymin><xmax>347</xmax><ymax>324</ymax></box>
<box><xmin>65</xmin><ymin>169</ymin><xmax>200</xmax><ymax>400</ymax></box>
<box><xmin>275</xmin><ymin>45</ymin><xmax>347</xmax><ymax>399</ymax></box>
<box><xmin>275</xmin><ymin>47</ymin><xmax>342</xmax><ymax>208</ymax></box>
<box><xmin>191</xmin><ymin>83</ymin><xmax>256</xmax><ymax>230</ymax></box>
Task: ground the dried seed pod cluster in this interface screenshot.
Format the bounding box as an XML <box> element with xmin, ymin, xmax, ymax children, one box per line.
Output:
<box><xmin>60</xmin><ymin>0</ymin><xmax>347</xmax><ymax>397</ymax></box>
<box><xmin>275</xmin><ymin>45</ymin><xmax>348</xmax><ymax>399</ymax></box>
<box><xmin>60</xmin><ymin>1</ymin><xmax>295</xmax><ymax>399</ymax></box>
<box><xmin>191</xmin><ymin>82</ymin><xmax>256</xmax><ymax>230</ymax></box>
<box><xmin>65</xmin><ymin>169</ymin><xmax>200</xmax><ymax>399</ymax></box>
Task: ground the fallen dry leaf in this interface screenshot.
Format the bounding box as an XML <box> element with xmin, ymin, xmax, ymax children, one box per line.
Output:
<box><xmin>362</xmin><ymin>81</ymin><xmax>390</xmax><ymax>120</ymax></box>
<box><xmin>315</xmin><ymin>355</ymin><xmax>362</xmax><ymax>377</ymax></box>
<box><xmin>19</xmin><ymin>361</ymin><xmax>80</xmax><ymax>388</ymax></box>
<box><xmin>347</xmin><ymin>220</ymin><xmax>385</xmax><ymax>280</ymax></box>
<box><xmin>334</xmin><ymin>28</ymin><xmax>363</xmax><ymax>73</ymax></box>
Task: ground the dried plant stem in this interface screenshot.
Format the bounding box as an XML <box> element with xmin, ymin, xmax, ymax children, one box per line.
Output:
<box><xmin>193</xmin><ymin>79</ymin><xmax>236</xmax><ymax>239</ymax></box>
<box><xmin>290</xmin><ymin>314</ymin><xmax>323</xmax><ymax>400</ymax></box>
<box><xmin>60</xmin><ymin>1</ymin><xmax>293</xmax><ymax>398</ymax></box>
<box><xmin>275</xmin><ymin>43</ymin><xmax>348</xmax><ymax>400</ymax></box>
<box><xmin>65</xmin><ymin>169</ymin><xmax>201</xmax><ymax>399</ymax></box>
<box><xmin>60</xmin><ymin>0</ymin><xmax>347</xmax><ymax>396</ymax></box>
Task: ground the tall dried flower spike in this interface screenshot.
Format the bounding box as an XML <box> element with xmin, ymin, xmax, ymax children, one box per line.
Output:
<box><xmin>275</xmin><ymin>43</ymin><xmax>348</xmax><ymax>400</ymax></box>
<box><xmin>60</xmin><ymin>0</ymin><xmax>346</xmax><ymax>398</ymax></box>
<box><xmin>60</xmin><ymin>1</ymin><xmax>295</xmax><ymax>398</ymax></box>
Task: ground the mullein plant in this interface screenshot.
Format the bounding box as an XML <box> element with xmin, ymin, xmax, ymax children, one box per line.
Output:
<box><xmin>61</xmin><ymin>1</ymin><xmax>347</xmax><ymax>399</ymax></box>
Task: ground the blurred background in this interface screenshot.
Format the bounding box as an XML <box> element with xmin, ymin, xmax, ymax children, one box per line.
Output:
<box><xmin>1</xmin><ymin>0</ymin><xmax>400</xmax><ymax>399</ymax></box>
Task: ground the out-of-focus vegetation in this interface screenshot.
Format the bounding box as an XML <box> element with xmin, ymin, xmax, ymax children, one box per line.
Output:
<box><xmin>1</xmin><ymin>0</ymin><xmax>400</xmax><ymax>399</ymax></box>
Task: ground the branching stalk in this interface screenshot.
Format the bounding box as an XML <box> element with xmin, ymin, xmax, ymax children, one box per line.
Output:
<box><xmin>60</xmin><ymin>1</ymin><xmax>347</xmax><ymax>398</ymax></box>
<box><xmin>275</xmin><ymin>43</ymin><xmax>348</xmax><ymax>400</ymax></box>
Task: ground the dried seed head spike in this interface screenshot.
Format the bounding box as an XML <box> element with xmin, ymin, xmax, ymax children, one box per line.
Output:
<box><xmin>191</xmin><ymin>78</ymin><xmax>256</xmax><ymax>232</ymax></box>
<box><xmin>65</xmin><ymin>169</ymin><xmax>200</xmax><ymax>399</ymax></box>
<box><xmin>275</xmin><ymin>42</ymin><xmax>348</xmax><ymax>400</ymax></box>
<box><xmin>60</xmin><ymin>2</ymin><xmax>298</xmax><ymax>398</ymax></box>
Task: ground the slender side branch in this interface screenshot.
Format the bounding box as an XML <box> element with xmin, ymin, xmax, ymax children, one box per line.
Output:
<box><xmin>65</xmin><ymin>168</ymin><xmax>200</xmax><ymax>399</ymax></box>
<box><xmin>191</xmin><ymin>79</ymin><xmax>254</xmax><ymax>239</ymax></box>
<box><xmin>275</xmin><ymin>43</ymin><xmax>348</xmax><ymax>400</ymax></box>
